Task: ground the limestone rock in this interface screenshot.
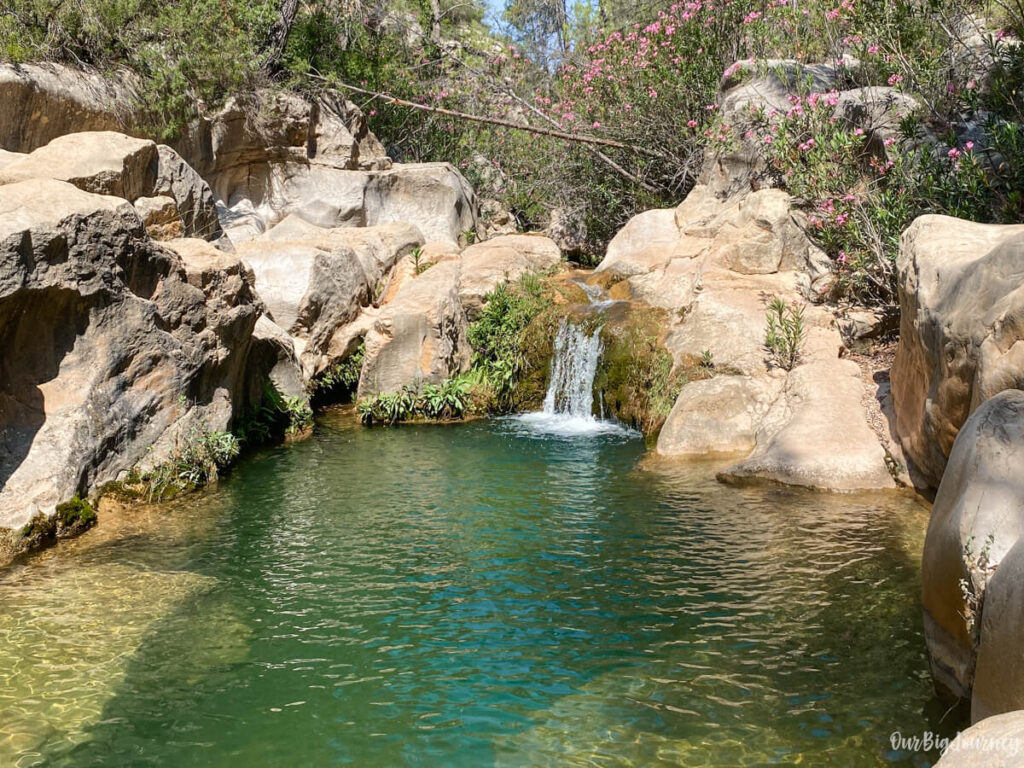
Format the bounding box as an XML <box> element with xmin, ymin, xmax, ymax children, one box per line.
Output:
<box><xmin>0</xmin><ymin>131</ymin><xmax>156</xmax><ymax>200</ymax></box>
<box><xmin>934</xmin><ymin>711</ymin><xmax>1024</xmax><ymax>767</ymax></box>
<box><xmin>134</xmin><ymin>195</ymin><xmax>183</xmax><ymax>240</ymax></box>
<box><xmin>594</xmin><ymin>209</ymin><xmax>680</xmax><ymax>278</ymax></box>
<box><xmin>358</xmin><ymin>261</ymin><xmax>472</xmax><ymax>397</ymax></box>
<box><xmin>833</xmin><ymin>87</ymin><xmax>919</xmax><ymax>156</ymax></box>
<box><xmin>215</xmin><ymin>161</ymin><xmax>478</xmax><ymax>247</ymax></box>
<box><xmin>921</xmin><ymin>390</ymin><xmax>1024</xmax><ymax>712</ymax></box>
<box><xmin>718</xmin><ymin>360</ymin><xmax>896</xmax><ymax>491</ymax></box>
<box><xmin>152</xmin><ymin>144</ymin><xmax>225</xmax><ymax>242</ymax></box>
<box><xmin>0</xmin><ymin>63</ymin><xmax>131</xmax><ymax>153</ymax></box>
<box><xmin>235</xmin><ymin>222</ymin><xmax>424</xmax><ymax>378</ymax></box>
<box><xmin>0</xmin><ymin>179</ymin><xmax>262</xmax><ymax>530</ymax></box>
<box><xmin>0</xmin><ymin>149</ymin><xmax>24</xmax><ymax>170</ymax></box>
<box><xmin>458</xmin><ymin>234</ymin><xmax>562</xmax><ymax>319</ymax></box>
<box><xmin>246</xmin><ymin>315</ymin><xmax>308</xmax><ymax>403</ymax></box>
<box><xmin>891</xmin><ymin>215</ymin><xmax>1024</xmax><ymax>488</ymax></box>
<box><xmin>657</xmin><ymin>376</ymin><xmax>780</xmax><ymax>457</ymax></box>
<box><xmin>701</xmin><ymin>59</ymin><xmax>855</xmax><ymax>196</ymax></box>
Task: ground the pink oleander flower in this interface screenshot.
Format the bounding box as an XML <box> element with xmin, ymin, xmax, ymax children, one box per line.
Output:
<box><xmin>764</xmin><ymin>135</ymin><xmax>774</xmax><ymax>144</ymax></box>
<box><xmin>887</xmin><ymin>73</ymin><xmax>903</xmax><ymax>85</ymax></box>
<box><xmin>965</xmin><ymin>141</ymin><xmax>975</xmax><ymax>151</ymax></box>
<box><xmin>853</xmin><ymin>127</ymin><xmax>864</xmax><ymax>136</ymax></box>
<box><xmin>687</xmin><ymin>119</ymin><xmax>698</xmax><ymax>128</ymax></box>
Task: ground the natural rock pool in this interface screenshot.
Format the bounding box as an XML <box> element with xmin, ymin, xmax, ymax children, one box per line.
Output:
<box><xmin>0</xmin><ymin>412</ymin><xmax>953</xmax><ymax>767</ymax></box>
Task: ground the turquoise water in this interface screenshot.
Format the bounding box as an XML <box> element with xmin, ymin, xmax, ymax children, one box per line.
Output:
<box><xmin>0</xmin><ymin>412</ymin><xmax>952</xmax><ymax>766</ymax></box>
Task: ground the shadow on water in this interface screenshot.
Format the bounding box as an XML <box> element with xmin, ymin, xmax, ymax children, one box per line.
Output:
<box><xmin>0</xmin><ymin>413</ymin><xmax>957</xmax><ymax>768</ymax></box>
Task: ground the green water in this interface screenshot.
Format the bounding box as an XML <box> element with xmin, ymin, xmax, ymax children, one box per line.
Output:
<box><xmin>0</xmin><ymin>412</ymin><xmax>953</xmax><ymax>767</ymax></box>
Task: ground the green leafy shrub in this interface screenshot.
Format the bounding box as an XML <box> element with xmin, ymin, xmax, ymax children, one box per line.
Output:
<box><xmin>238</xmin><ymin>382</ymin><xmax>313</xmax><ymax>447</ymax></box>
<box><xmin>144</xmin><ymin>426</ymin><xmax>240</xmax><ymax>501</ymax></box>
<box><xmin>764</xmin><ymin>297</ymin><xmax>806</xmax><ymax>371</ymax></box>
<box><xmin>358</xmin><ymin>376</ymin><xmax>474</xmax><ymax>426</ymax></box>
<box><xmin>467</xmin><ymin>272</ymin><xmax>555</xmax><ymax>411</ymax></box>
<box><xmin>312</xmin><ymin>341</ymin><xmax>365</xmax><ymax>403</ymax></box>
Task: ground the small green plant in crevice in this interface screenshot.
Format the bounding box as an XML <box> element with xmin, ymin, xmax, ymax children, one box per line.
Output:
<box><xmin>54</xmin><ymin>495</ymin><xmax>97</xmax><ymax>537</ymax></box>
<box><xmin>764</xmin><ymin>297</ymin><xmax>806</xmax><ymax>371</ymax></box>
<box><xmin>312</xmin><ymin>342</ymin><xmax>365</xmax><ymax>404</ymax></box>
<box><xmin>461</xmin><ymin>228</ymin><xmax>478</xmax><ymax>246</ymax></box>
<box><xmin>358</xmin><ymin>376</ymin><xmax>474</xmax><ymax>426</ymax></box>
<box><xmin>699</xmin><ymin>349</ymin><xmax>716</xmax><ymax>373</ymax></box>
<box><xmin>959</xmin><ymin>533</ymin><xmax>999</xmax><ymax>648</ymax></box>
<box><xmin>144</xmin><ymin>427</ymin><xmax>241</xmax><ymax>502</ymax></box>
<box><xmin>410</xmin><ymin>247</ymin><xmax>433</xmax><ymax>276</ymax></box>
<box><xmin>238</xmin><ymin>382</ymin><xmax>314</xmax><ymax>448</ymax></box>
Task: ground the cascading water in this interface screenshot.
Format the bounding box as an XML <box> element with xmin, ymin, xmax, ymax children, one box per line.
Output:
<box><xmin>510</xmin><ymin>287</ymin><xmax>637</xmax><ymax>438</ymax></box>
<box><xmin>542</xmin><ymin>319</ymin><xmax>604</xmax><ymax>418</ymax></box>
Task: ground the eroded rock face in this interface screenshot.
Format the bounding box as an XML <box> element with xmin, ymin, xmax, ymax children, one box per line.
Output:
<box><xmin>718</xmin><ymin>360</ymin><xmax>896</xmax><ymax>491</ymax></box>
<box><xmin>216</xmin><ymin>161</ymin><xmax>478</xmax><ymax>247</ymax></box>
<box><xmin>0</xmin><ymin>131</ymin><xmax>157</xmax><ymax>200</ymax></box>
<box><xmin>921</xmin><ymin>390</ymin><xmax>1024</xmax><ymax>717</ymax></box>
<box><xmin>235</xmin><ymin>221</ymin><xmax>424</xmax><ymax>378</ymax></box>
<box><xmin>597</xmin><ymin>187</ymin><xmax>830</xmax><ymax>297</ymax></box>
<box><xmin>595</xmin><ymin>184</ymin><xmax>892</xmax><ymax>492</ymax></box>
<box><xmin>892</xmin><ymin>215</ymin><xmax>1024</xmax><ymax>488</ymax></box>
<box><xmin>0</xmin><ymin>180</ymin><xmax>262</xmax><ymax>530</ymax></box>
<box><xmin>358</xmin><ymin>261</ymin><xmax>472</xmax><ymax>397</ymax></box>
<box><xmin>0</xmin><ymin>63</ymin><xmax>131</xmax><ymax>152</ymax></box>
<box><xmin>459</xmin><ymin>234</ymin><xmax>562</xmax><ymax>319</ymax></box>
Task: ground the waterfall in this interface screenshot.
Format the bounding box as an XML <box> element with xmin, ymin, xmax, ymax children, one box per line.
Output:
<box><xmin>542</xmin><ymin>319</ymin><xmax>604</xmax><ymax>418</ymax></box>
<box><xmin>505</xmin><ymin>284</ymin><xmax>637</xmax><ymax>439</ymax></box>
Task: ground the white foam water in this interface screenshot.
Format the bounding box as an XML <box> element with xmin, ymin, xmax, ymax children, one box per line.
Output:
<box><xmin>510</xmin><ymin>318</ymin><xmax>638</xmax><ymax>439</ymax></box>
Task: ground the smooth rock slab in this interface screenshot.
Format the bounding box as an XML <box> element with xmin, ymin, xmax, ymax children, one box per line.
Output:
<box><xmin>657</xmin><ymin>376</ymin><xmax>781</xmax><ymax>457</ymax></box>
<box><xmin>719</xmin><ymin>360</ymin><xmax>896</xmax><ymax>491</ymax></box>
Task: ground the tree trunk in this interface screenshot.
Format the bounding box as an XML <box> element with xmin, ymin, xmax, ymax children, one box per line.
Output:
<box><xmin>262</xmin><ymin>0</ymin><xmax>301</xmax><ymax>74</ymax></box>
<box><xmin>429</xmin><ymin>0</ymin><xmax>442</xmax><ymax>45</ymax></box>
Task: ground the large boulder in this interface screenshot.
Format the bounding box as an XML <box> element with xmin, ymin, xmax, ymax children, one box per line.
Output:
<box><xmin>700</xmin><ymin>59</ymin><xmax>854</xmax><ymax>196</ymax></box>
<box><xmin>934</xmin><ymin>711</ymin><xmax>1024</xmax><ymax>767</ymax></box>
<box><xmin>921</xmin><ymin>390</ymin><xmax>1024</xmax><ymax>718</ymax></box>
<box><xmin>718</xmin><ymin>360</ymin><xmax>897</xmax><ymax>491</ymax></box>
<box><xmin>596</xmin><ymin>186</ymin><xmax>830</xmax><ymax>297</ymax></box>
<box><xmin>215</xmin><ymin>161</ymin><xmax>479</xmax><ymax>247</ymax></box>
<box><xmin>0</xmin><ymin>180</ymin><xmax>263</xmax><ymax>531</ymax></box>
<box><xmin>892</xmin><ymin>215</ymin><xmax>1024</xmax><ymax>488</ymax></box>
<box><xmin>358</xmin><ymin>261</ymin><xmax>472</xmax><ymax>397</ymax></box>
<box><xmin>601</xmin><ymin>184</ymin><xmax>892</xmax><ymax>492</ymax></box>
<box><xmin>657</xmin><ymin>376</ymin><xmax>780</xmax><ymax>457</ymax></box>
<box><xmin>458</xmin><ymin>234</ymin><xmax>562</xmax><ymax>318</ymax></box>
<box><xmin>235</xmin><ymin>221</ymin><xmax>424</xmax><ymax>378</ymax></box>
<box><xmin>152</xmin><ymin>144</ymin><xmax>225</xmax><ymax>242</ymax></box>
<box><xmin>0</xmin><ymin>131</ymin><xmax>157</xmax><ymax>200</ymax></box>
